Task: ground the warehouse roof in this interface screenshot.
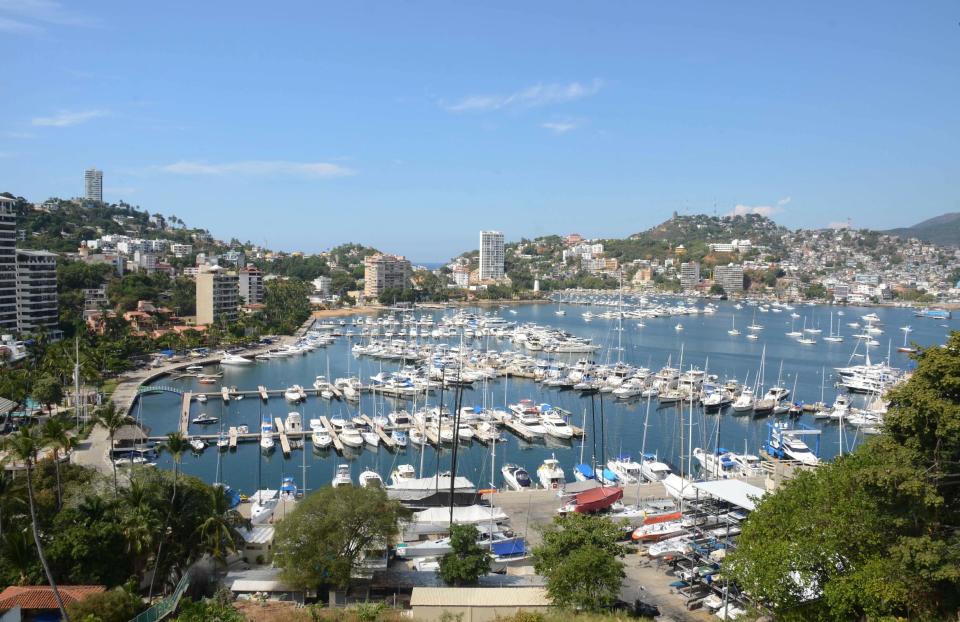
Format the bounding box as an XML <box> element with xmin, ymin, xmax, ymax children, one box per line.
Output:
<box><xmin>410</xmin><ymin>587</ymin><xmax>550</xmax><ymax>608</ymax></box>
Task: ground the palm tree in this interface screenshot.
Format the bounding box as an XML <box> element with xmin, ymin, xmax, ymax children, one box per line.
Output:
<box><xmin>93</xmin><ymin>401</ymin><xmax>128</xmax><ymax>497</ymax></box>
<box><xmin>41</xmin><ymin>418</ymin><xmax>73</xmax><ymax>509</ymax></box>
<box><xmin>196</xmin><ymin>486</ymin><xmax>248</xmax><ymax>567</ymax></box>
<box><xmin>148</xmin><ymin>432</ymin><xmax>190</xmax><ymax>600</ymax></box>
<box><xmin>1</xmin><ymin>427</ymin><xmax>72</xmax><ymax>622</ymax></box>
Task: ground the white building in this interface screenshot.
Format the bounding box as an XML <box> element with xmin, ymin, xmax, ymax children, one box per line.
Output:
<box><xmin>84</xmin><ymin>168</ymin><xmax>103</xmax><ymax>202</ymax></box>
<box><xmin>171</xmin><ymin>243</ymin><xmax>193</xmax><ymax>258</ymax></box>
<box><xmin>479</xmin><ymin>230</ymin><xmax>505</xmax><ymax>281</ymax></box>
<box><xmin>312</xmin><ymin>275</ymin><xmax>332</xmax><ymax>296</ymax></box>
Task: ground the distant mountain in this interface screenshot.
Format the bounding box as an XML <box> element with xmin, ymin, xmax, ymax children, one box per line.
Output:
<box><xmin>884</xmin><ymin>213</ymin><xmax>960</xmax><ymax>247</ymax></box>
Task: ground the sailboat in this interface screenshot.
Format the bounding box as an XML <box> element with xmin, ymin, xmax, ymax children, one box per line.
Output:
<box><xmin>897</xmin><ymin>326</ymin><xmax>916</xmax><ymax>353</ymax></box>
<box><xmin>796</xmin><ymin>317</ymin><xmax>817</xmax><ymax>345</ymax></box>
<box><xmin>727</xmin><ymin>313</ymin><xmax>740</xmax><ymax>336</ymax></box>
<box><xmin>823</xmin><ymin>312</ymin><xmax>843</xmax><ymax>343</ymax></box>
<box><xmin>555</xmin><ymin>293</ymin><xmax>566</xmax><ymax>316</ymax></box>
<box><xmin>747</xmin><ymin>309</ymin><xmax>763</xmax><ymax>331</ymax></box>
<box><xmin>785</xmin><ymin>316</ymin><xmax>801</xmax><ymax>338</ymax></box>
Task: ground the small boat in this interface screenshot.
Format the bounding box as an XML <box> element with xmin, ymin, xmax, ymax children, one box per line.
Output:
<box><xmin>359</xmin><ymin>470</ymin><xmax>384</xmax><ymax>488</ymax></box>
<box><xmin>192</xmin><ymin>413</ymin><xmax>218</xmax><ymax>425</ymax></box>
<box><xmin>537</xmin><ymin>456</ymin><xmax>565</xmax><ymax>490</ymax></box>
<box><xmin>220</xmin><ymin>352</ymin><xmax>253</xmax><ymax>366</ymax></box>
<box><xmin>501</xmin><ymin>464</ymin><xmax>533</xmax><ymax>491</ymax></box>
<box><xmin>408</xmin><ymin>427</ymin><xmax>426</xmax><ymax>446</ymax></box>
<box><xmin>391</xmin><ymin>430</ymin><xmax>408</xmax><ymax>447</ymax></box>
<box><xmin>332</xmin><ymin>464</ymin><xmax>352</xmax><ymax>487</ymax></box>
<box><xmin>260</xmin><ymin>417</ymin><xmax>275</xmax><ymax>451</ymax></box>
<box><xmin>284</xmin><ymin>385</ymin><xmax>305</xmax><ymax>402</ymax></box>
<box><xmin>312</xmin><ymin>429</ymin><xmax>332</xmax><ymax>449</ymax></box>
<box><xmin>560</xmin><ymin>486</ymin><xmax>623</xmax><ymax>514</ymax></box>
<box><xmin>284</xmin><ymin>412</ymin><xmax>302</xmax><ymax>433</ymax></box>
<box><xmin>674</xmin><ymin>323</ymin><xmax>683</xmax><ymax>332</ymax></box>
<box><xmin>338</xmin><ymin>425</ymin><xmax>364</xmax><ymax>448</ymax></box>
<box><xmin>362</xmin><ymin>431</ymin><xmax>380</xmax><ymax>447</ymax></box>
<box><xmin>390</xmin><ymin>464</ymin><xmax>417</xmax><ymax>487</ymax></box>
<box><xmin>185</xmin><ymin>365</ymin><xmax>204</xmax><ymax>373</ymax></box>
<box><xmin>189</xmin><ymin>437</ymin><xmax>206</xmax><ymax>452</ymax></box>
<box><xmin>195</xmin><ymin>393</ymin><xmax>207</xmax><ymax>403</ymax></box>
<box><xmin>216</xmin><ymin>434</ymin><xmax>229</xmax><ymax>450</ymax></box>
<box><xmin>236</xmin><ymin>425</ymin><xmax>249</xmax><ymax>434</ymax></box>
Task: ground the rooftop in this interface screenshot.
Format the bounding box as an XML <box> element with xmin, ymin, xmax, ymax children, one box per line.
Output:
<box><xmin>410</xmin><ymin>587</ymin><xmax>550</xmax><ymax>608</ymax></box>
<box><xmin>0</xmin><ymin>585</ymin><xmax>105</xmax><ymax>611</ymax></box>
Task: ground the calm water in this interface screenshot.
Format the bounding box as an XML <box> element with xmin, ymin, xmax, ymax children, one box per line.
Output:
<box><xmin>134</xmin><ymin>302</ymin><xmax>952</xmax><ymax>495</ymax></box>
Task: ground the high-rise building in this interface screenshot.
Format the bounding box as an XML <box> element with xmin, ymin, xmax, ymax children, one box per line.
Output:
<box><xmin>714</xmin><ymin>263</ymin><xmax>745</xmax><ymax>293</ymax></box>
<box><xmin>195</xmin><ymin>265</ymin><xmax>239</xmax><ymax>325</ymax></box>
<box><xmin>363</xmin><ymin>254</ymin><xmax>412</xmax><ymax>299</ymax></box>
<box><xmin>479</xmin><ymin>230</ymin><xmax>505</xmax><ymax>281</ymax></box>
<box><xmin>238</xmin><ymin>265</ymin><xmax>264</xmax><ymax>305</ymax></box>
<box><xmin>15</xmin><ymin>250</ymin><xmax>59</xmax><ymax>334</ymax></box>
<box><xmin>84</xmin><ymin>168</ymin><xmax>103</xmax><ymax>202</ymax></box>
<box><xmin>680</xmin><ymin>261</ymin><xmax>701</xmax><ymax>290</ymax></box>
<box><xmin>0</xmin><ymin>197</ymin><xmax>18</xmax><ymax>333</ymax></box>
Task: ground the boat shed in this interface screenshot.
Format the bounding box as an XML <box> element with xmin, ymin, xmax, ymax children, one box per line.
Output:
<box><xmin>410</xmin><ymin>587</ymin><xmax>551</xmax><ymax>622</ymax></box>
<box><xmin>691</xmin><ymin>479</ymin><xmax>766</xmax><ymax>511</ymax></box>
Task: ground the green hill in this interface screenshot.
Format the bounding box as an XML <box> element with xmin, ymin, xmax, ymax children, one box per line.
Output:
<box><xmin>884</xmin><ymin>213</ymin><xmax>960</xmax><ymax>247</ymax></box>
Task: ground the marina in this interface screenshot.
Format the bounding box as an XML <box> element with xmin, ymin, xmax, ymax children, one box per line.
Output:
<box><xmin>128</xmin><ymin>299</ymin><xmax>946</xmax><ymax>496</ymax></box>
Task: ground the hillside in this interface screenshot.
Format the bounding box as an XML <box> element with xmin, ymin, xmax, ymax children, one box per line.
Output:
<box><xmin>884</xmin><ymin>212</ymin><xmax>960</xmax><ymax>247</ymax></box>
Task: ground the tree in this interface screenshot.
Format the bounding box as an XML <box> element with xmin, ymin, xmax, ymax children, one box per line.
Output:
<box><xmin>273</xmin><ymin>485</ymin><xmax>409</xmax><ymax>590</ymax></box>
<box><xmin>533</xmin><ymin>513</ymin><xmax>627</xmax><ymax>612</ymax></box>
<box><xmin>41</xmin><ymin>418</ymin><xmax>72</xmax><ymax>508</ymax></box>
<box><xmin>32</xmin><ymin>374</ymin><xmax>64</xmax><ymax>414</ymax></box>
<box><xmin>709</xmin><ymin>283</ymin><xmax>725</xmax><ymax>296</ymax></box>
<box><xmin>725</xmin><ymin>333</ymin><xmax>960</xmax><ymax>620</ymax></box>
<box><xmin>196</xmin><ymin>486</ymin><xmax>248</xmax><ymax>566</ymax></box>
<box><xmin>93</xmin><ymin>402</ymin><xmax>128</xmax><ymax>497</ymax></box>
<box><xmin>1</xmin><ymin>427</ymin><xmax>72</xmax><ymax>622</ymax></box>
<box><xmin>439</xmin><ymin>524</ymin><xmax>491</xmax><ymax>586</ymax></box>
<box><xmin>149</xmin><ymin>432</ymin><xmax>191</xmax><ymax>600</ymax></box>
<box><xmin>66</xmin><ymin>587</ymin><xmax>144</xmax><ymax>622</ymax></box>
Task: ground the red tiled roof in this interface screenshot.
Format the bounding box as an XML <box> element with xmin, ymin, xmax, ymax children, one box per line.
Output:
<box><xmin>0</xmin><ymin>585</ymin><xmax>105</xmax><ymax>611</ymax></box>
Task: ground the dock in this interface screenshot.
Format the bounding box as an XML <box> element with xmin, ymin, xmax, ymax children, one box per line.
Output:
<box><xmin>274</xmin><ymin>417</ymin><xmax>291</xmax><ymax>455</ymax></box>
<box><xmin>318</xmin><ymin>416</ymin><xmax>344</xmax><ymax>452</ymax></box>
<box><xmin>179</xmin><ymin>393</ymin><xmax>192</xmax><ymax>435</ymax></box>
<box><xmin>361</xmin><ymin>415</ymin><xmax>396</xmax><ymax>449</ymax></box>
<box><xmin>258</xmin><ymin>385</ymin><xmax>268</xmax><ymax>400</ymax></box>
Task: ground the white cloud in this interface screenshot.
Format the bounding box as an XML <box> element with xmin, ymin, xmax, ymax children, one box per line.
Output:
<box><xmin>160</xmin><ymin>160</ymin><xmax>356</xmax><ymax>178</ymax></box>
<box><xmin>32</xmin><ymin>109</ymin><xmax>108</xmax><ymax>127</ymax></box>
<box><xmin>443</xmin><ymin>79</ymin><xmax>603</xmax><ymax>113</ymax></box>
<box><xmin>727</xmin><ymin>196</ymin><xmax>791</xmax><ymax>218</ymax></box>
<box><xmin>0</xmin><ymin>15</ymin><xmax>40</xmax><ymax>32</ymax></box>
<box><xmin>541</xmin><ymin>120</ymin><xmax>578</xmax><ymax>134</ymax></box>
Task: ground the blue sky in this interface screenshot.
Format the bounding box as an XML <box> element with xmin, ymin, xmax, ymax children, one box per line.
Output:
<box><xmin>1</xmin><ymin>1</ymin><xmax>958</xmax><ymax>262</ymax></box>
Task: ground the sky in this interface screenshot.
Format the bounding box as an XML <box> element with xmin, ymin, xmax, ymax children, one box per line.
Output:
<box><xmin>1</xmin><ymin>1</ymin><xmax>958</xmax><ymax>262</ymax></box>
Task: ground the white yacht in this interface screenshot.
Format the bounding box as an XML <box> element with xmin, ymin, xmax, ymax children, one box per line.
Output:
<box><xmin>284</xmin><ymin>385</ymin><xmax>305</xmax><ymax>402</ymax></box>
<box><xmin>362</xmin><ymin>430</ymin><xmax>380</xmax><ymax>447</ymax></box>
<box><xmin>220</xmin><ymin>352</ymin><xmax>253</xmax><ymax>366</ymax></box>
<box><xmin>537</xmin><ymin>456</ymin><xmax>565</xmax><ymax>489</ymax></box>
<box><xmin>332</xmin><ymin>464</ymin><xmax>352</xmax><ymax>487</ymax></box>
<box><xmin>259</xmin><ymin>417</ymin><xmax>274</xmax><ymax>451</ymax></box>
<box><xmin>501</xmin><ymin>464</ymin><xmax>533</xmax><ymax>490</ymax></box>
<box><xmin>311</xmin><ymin>429</ymin><xmax>332</xmax><ymax>449</ymax></box>
<box><xmin>732</xmin><ymin>387</ymin><xmax>755</xmax><ymax>413</ymax></box>
<box><xmin>640</xmin><ymin>454</ymin><xmax>672</xmax><ymax>482</ymax></box>
<box><xmin>338</xmin><ymin>425</ymin><xmax>364</xmax><ymax>448</ymax></box>
<box><xmin>390</xmin><ymin>464</ymin><xmax>416</xmax><ymax>487</ymax></box>
<box><xmin>540</xmin><ymin>410</ymin><xmax>574</xmax><ymax>439</ymax></box>
<box><xmin>359</xmin><ymin>470</ymin><xmax>384</xmax><ymax>488</ymax></box>
<box><xmin>284</xmin><ymin>412</ymin><xmax>302</xmax><ymax>433</ymax></box>
<box><xmin>607</xmin><ymin>455</ymin><xmax>642</xmax><ymax>484</ymax></box>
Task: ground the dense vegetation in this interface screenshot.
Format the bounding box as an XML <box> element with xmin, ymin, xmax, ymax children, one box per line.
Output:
<box><xmin>726</xmin><ymin>332</ymin><xmax>960</xmax><ymax>620</ymax></box>
<box><xmin>0</xmin><ymin>418</ymin><xmax>246</xmax><ymax>621</ymax></box>
<box><xmin>533</xmin><ymin>513</ymin><xmax>627</xmax><ymax>612</ymax></box>
<box><xmin>273</xmin><ymin>485</ymin><xmax>409</xmax><ymax>590</ymax></box>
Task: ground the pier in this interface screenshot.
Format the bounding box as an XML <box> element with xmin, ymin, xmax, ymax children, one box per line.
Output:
<box><xmin>318</xmin><ymin>416</ymin><xmax>344</xmax><ymax>452</ymax></box>
<box><xmin>179</xmin><ymin>393</ymin><xmax>192</xmax><ymax>435</ymax></box>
